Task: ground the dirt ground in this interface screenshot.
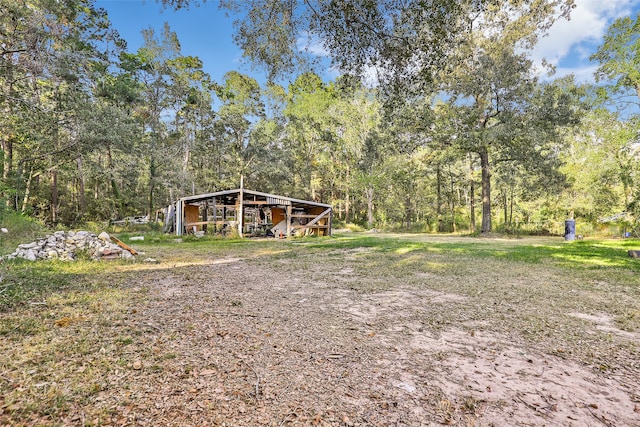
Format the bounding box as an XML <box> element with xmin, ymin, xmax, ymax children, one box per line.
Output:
<box><xmin>2</xmin><ymin>236</ymin><xmax>640</xmax><ymax>426</ymax></box>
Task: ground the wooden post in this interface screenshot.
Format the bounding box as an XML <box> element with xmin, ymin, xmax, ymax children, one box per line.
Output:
<box><xmin>213</xmin><ymin>197</ymin><xmax>217</xmax><ymax>233</ymax></box>
<box><xmin>238</xmin><ymin>177</ymin><xmax>244</xmax><ymax>238</ymax></box>
<box><xmin>202</xmin><ymin>200</ymin><xmax>207</xmax><ymax>233</ymax></box>
<box><xmin>329</xmin><ymin>209</ymin><xmax>333</xmax><ymax>236</ymax></box>
<box><xmin>176</xmin><ymin>200</ymin><xmax>184</xmax><ymax>236</ymax></box>
<box><xmin>286</xmin><ymin>205</ymin><xmax>292</xmax><ymax>238</ymax></box>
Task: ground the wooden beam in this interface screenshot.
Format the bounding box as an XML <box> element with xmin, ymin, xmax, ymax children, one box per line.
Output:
<box><xmin>238</xmin><ymin>181</ymin><xmax>244</xmax><ymax>237</ymax></box>
<box><xmin>305</xmin><ymin>208</ymin><xmax>332</xmax><ymax>228</ymax></box>
<box><xmin>110</xmin><ymin>235</ymin><xmax>138</xmax><ymax>255</ymax></box>
<box><xmin>185</xmin><ymin>221</ymin><xmax>233</xmax><ymax>227</ymax></box>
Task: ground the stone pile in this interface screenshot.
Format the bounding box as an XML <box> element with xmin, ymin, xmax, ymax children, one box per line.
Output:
<box><xmin>5</xmin><ymin>231</ymin><xmax>135</xmax><ymax>261</ymax></box>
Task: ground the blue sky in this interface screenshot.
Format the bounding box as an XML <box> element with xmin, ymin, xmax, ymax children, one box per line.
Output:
<box><xmin>95</xmin><ymin>0</ymin><xmax>248</xmax><ymax>83</ymax></box>
<box><xmin>95</xmin><ymin>0</ymin><xmax>640</xmax><ymax>85</ymax></box>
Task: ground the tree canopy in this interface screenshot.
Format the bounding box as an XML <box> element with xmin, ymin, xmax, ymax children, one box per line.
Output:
<box><xmin>0</xmin><ymin>0</ymin><xmax>638</xmax><ymax>238</ymax></box>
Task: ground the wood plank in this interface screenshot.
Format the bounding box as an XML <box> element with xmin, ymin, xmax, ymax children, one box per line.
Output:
<box><xmin>291</xmin><ymin>225</ymin><xmax>329</xmax><ymax>229</ymax></box>
<box><xmin>290</xmin><ymin>214</ymin><xmax>320</xmax><ymax>218</ymax></box>
<box><xmin>110</xmin><ymin>234</ymin><xmax>138</xmax><ymax>255</ymax></box>
<box><xmin>305</xmin><ymin>208</ymin><xmax>332</xmax><ymax>228</ymax></box>
<box><xmin>243</xmin><ymin>200</ymin><xmax>268</xmax><ymax>205</ymax></box>
<box><xmin>185</xmin><ymin>221</ymin><xmax>231</xmax><ymax>226</ymax></box>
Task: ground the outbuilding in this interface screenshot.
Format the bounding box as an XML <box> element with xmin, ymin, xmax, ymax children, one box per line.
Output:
<box><xmin>174</xmin><ymin>188</ymin><xmax>332</xmax><ymax>238</ymax></box>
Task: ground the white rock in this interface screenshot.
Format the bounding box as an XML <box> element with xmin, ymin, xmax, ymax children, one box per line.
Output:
<box><xmin>98</xmin><ymin>232</ymin><xmax>111</xmax><ymax>243</ymax></box>
<box><xmin>25</xmin><ymin>249</ymin><xmax>36</xmax><ymax>261</ymax></box>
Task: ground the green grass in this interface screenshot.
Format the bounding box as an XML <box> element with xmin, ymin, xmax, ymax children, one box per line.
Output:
<box><xmin>298</xmin><ymin>233</ymin><xmax>640</xmax><ymax>271</ymax></box>
<box><xmin>2</xmin><ymin>233</ymin><xmax>639</xmax><ymax>311</ymax></box>
<box><xmin>0</xmin><ymin>209</ymin><xmax>48</xmax><ymax>256</ymax></box>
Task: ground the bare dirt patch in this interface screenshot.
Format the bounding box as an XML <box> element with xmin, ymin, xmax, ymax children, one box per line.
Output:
<box><xmin>568</xmin><ymin>312</ymin><xmax>640</xmax><ymax>340</ymax></box>
<box><xmin>1</xmin><ymin>237</ymin><xmax>639</xmax><ymax>426</ymax></box>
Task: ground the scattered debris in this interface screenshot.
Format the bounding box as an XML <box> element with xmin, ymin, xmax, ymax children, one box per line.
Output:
<box><xmin>110</xmin><ymin>215</ymin><xmax>149</xmax><ymax>226</ymax></box>
<box><xmin>130</xmin><ymin>236</ymin><xmax>144</xmax><ymax>241</ymax></box>
<box><xmin>3</xmin><ymin>231</ymin><xmax>137</xmax><ymax>261</ymax></box>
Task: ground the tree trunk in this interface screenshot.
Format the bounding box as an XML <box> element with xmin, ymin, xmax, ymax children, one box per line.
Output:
<box><xmin>2</xmin><ymin>138</ymin><xmax>13</xmax><ymax>208</ymax></box>
<box><xmin>107</xmin><ymin>145</ymin><xmax>122</xmax><ymax>216</ymax></box>
<box><xmin>21</xmin><ymin>168</ymin><xmax>34</xmax><ymax>213</ymax></box>
<box><xmin>502</xmin><ymin>188</ymin><xmax>508</xmax><ymax>226</ymax></box>
<box><xmin>405</xmin><ymin>193</ymin><xmax>412</xmax><ymax>229</ymax></box>
<box><xmin>509</xmin><ymin>183</ymin><xmax>514</xmax><ymax>227</ymax></box>
<box><xmin>2</xmin><ymin>62</ymin><xmax>14</xmax><ymax>208</ymax></box>
<box><xmin>450</xmin><ymin>168</ymin><xmax>456</xmax><ymax>233</ymax></box>
<box><xmin>148</xmin><ymin>156</ymin><xmax>157</xmax><ymax>218</ymax></box>
<box><xmin>51</xmin><ymin>168</ymin><xmax>58</xmax><ymax>224</ymax></box>
<box><xmin>77</xmin><ymin>157</ymin><xmax>86</xmax><ymax>216</ymax></box>
<box><xmin>345</xmin><ymin>165</ymin><xmax>350</xmax><ymax>223</ymax></box>
<box><xmin>436</xmin><ymin>164</ymin><xmax>443</xmax><ymax>232</ymax></box>
<box><xmin>479</xmin><ymin>148</ymin><xmax>492</xmax><ymax>233</ymax></box>
<box><xmin>469</xmin><ymin>158</ymin><xmax>476</xmax><ymax>233</ymax></box>
<box><xmin>365</xmin><ymin>185</ymin><xmax>374</xmax><ymax>228</ymax></box>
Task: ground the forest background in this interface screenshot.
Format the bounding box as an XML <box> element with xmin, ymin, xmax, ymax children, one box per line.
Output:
<box><xmin>2</xmin><ymin>0</ymin><xmax>640</xmax><ymax>237</ymax></box>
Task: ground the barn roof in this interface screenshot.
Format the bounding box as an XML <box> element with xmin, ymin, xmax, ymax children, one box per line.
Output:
<box><xmin>178</xmin><ymin>188</ymin><xmax>332</xmax><ymax>209</ymax></box>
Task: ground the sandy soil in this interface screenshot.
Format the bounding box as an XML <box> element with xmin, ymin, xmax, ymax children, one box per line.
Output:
<box><xmin>56</xmin><ymin>254</ymin><xmax>640</xmax><ymax>426</ymax></box>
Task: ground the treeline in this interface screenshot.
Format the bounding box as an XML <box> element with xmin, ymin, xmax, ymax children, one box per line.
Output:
<box><xmin>1</xmin><ymin>0</ymin><xmax>639</xmax><ymax>235</ymax></box>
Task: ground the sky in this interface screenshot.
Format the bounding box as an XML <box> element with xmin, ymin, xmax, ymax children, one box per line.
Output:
<box><xmin>94</xmin><ymin>0</ymin><xmax>640</xmax><ymax>85</ymax></box>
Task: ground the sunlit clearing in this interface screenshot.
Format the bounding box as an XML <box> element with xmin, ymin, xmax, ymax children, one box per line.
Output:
<box><xmin>552</xmin><ymin>253</ymin><xmax>626</xmax><ymax>268</ymax></box>
<box><xmin>395</xmin><ymin>245</ymin><xmax>420</xmax><ymax>255</ymax></box>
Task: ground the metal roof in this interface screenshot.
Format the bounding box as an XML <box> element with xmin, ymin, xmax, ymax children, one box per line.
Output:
<box><xmin>178</xmin><ymin>189</ymin><xmax>332</xmax><ymax>209</ymax></box>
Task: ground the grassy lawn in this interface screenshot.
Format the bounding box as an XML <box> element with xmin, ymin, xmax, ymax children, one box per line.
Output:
<box><xmin>1</xmin><ymin>233</ymin><xmax>639</xmax><ymax>425</ymax></box>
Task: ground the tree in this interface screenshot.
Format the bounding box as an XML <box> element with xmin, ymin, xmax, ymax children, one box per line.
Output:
<box><xmin>215</xmin><ymin>71</ymin><xmax>265</xmax><ymax>187</ymax></box>
<box><xmin>130</xmin><ymin>23</ymin><xmax>214</xmax><ymax>214</ymax></box>
<box><xmin>591</xmin><ymin>13</ymin><xmax>640</xmax><ymax>106</ymax></box>
<box><xmin>561</xmin><ymin>109</ymin><xmax>639</xmax><ymax>220</ymax></box>
<box><xmin>0</xmin><ymin>0</ymin><xmax>119</xmax><ymax>222</ymax></box>
<box><xmin>212</xmin><ymin>1</ymin><xmax>572</xmax><ymax>89</ymax></box>
<box><xmin>435</xmin><ymin>2</ymin><xmax>579</xmax><ymax>232</ymax></box>
<box><xmin>329</xmin><ymin>80</ymin><xmax>383</xmax><ymax>224</ymax></box>
<box><xmin>283</xmin><ymin>72</ymin><xmax>335</xmax><ymax>200</ymax></box>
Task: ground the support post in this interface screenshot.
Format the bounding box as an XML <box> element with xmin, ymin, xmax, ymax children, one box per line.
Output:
<box><xmin>238</xmin><ymin>180</ymin><xmax>244</xmax><ymax>238</ymax></box>
<box><xmin>286</xmin><ymin>205</ymin><xmax>292</xmax><ymax>238</ymax></box>
<box><xmin>329</xmin><ymin>209</ymin><xmax>333</xmax><ymax>236</ymax></box>
<box><xmin>176</xmin><ymin>200</ymin><xmax>184</xmax><ymax>236</ymax></box>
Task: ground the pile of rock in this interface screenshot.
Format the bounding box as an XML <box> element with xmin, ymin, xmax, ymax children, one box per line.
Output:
<box><xmin>4</xmin><ymin>231</ymin><xmax>135</xmax><ymax>261</ymax></box>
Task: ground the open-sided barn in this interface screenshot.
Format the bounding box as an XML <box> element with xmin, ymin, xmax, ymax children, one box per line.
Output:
<box><xmin>174</xmin><ymin>189</ymin><xmax>332</xmax><ymax>238</ymax></box>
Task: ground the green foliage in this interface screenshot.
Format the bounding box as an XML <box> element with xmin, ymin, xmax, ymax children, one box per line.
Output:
<box><xmin>591</xmin><ymin>13</ymin><xmax>640</xmax><ymax>102</ymax></box>
<box><xmin>0</xmin><ymin>208</ymin><xmax>48</xmax><ymax>255</ymax></box>
<box><xmin>0</xmin><ymin>0</ymin><xmax>637</xmax><ymax>242</ymax></box>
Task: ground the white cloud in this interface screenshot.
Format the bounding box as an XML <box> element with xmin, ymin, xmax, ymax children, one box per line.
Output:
<box><xmin>296</xmin><ymin>33</ymin><xmax>330</xmax><ymax>57</ymax></box>
<box><xmin>531</xmin><ymin>0</ymin><xmax>636</xmax><ymax>80</ymax></box>
<box><xmin>552</xmin><ymin>64</ymin><xmax>600</xmax><ymax>83</ymax></box>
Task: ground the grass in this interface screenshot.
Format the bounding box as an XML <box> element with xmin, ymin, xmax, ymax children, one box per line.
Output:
<box><xmin>1</xmin><ymin>232</ymin><xmax>639</xmax><ymax>424</ymax></box>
